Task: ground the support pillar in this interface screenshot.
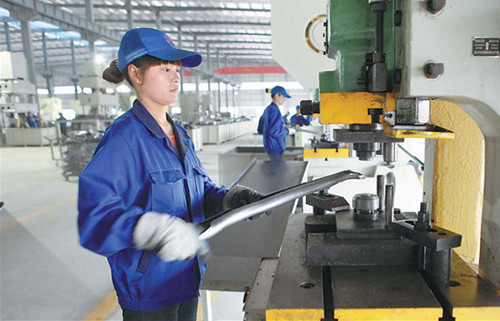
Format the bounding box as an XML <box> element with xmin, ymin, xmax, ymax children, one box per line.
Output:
<box><xmin>81</xmin><ymin>32</ymin><xmax>99</xmax><ymax>62</ymax></box>
<box><xmin>232</xmin><ymin>85</ymin><xmax>236</xmax><ymax>108</ymax></box>
<box><xmin>11</xmin><ymin>7</ymin><xmax>40</xmax><ymax>111</ymax></box>
<box><xmin>85</xmin><ymin>0</ymin><xmax>94</xmax><ymax>22</ymax></box>
<box><xmin>3</xmin><ymin>21</ymin><xmax>11</xmax><ymax>51</ymax></box>
<box><xmin>126</xmin><ymin>0</ymin><xmax>133</xmax><ymax>29</ymax></box>
<box><xmin>70</xmin><ymin>40</ymin><xmax>79</xmax><ymax>100</ymax></box>
<box><xmin>206</xmin><ymin>42</ymin><xmax>211</xmax><ymax>98</ymax></box>
<box><xmin>194</xmin><ymin>35</ymin><xmax>199</xmax><ymax>93</ymax></box>
<box><xmin>155</xmin><ymin>9</ymin><xmax>162</xmax><ymax>29</ymax></box>
<box><xmin>41</xmin><ymin>31</ymin><xmax>54</xmax><ymax>97</ymax></box>
<box><xmin>216</xmin><ymin>49</ymin><xmax>221</xmax><ymax>112</ymax></box>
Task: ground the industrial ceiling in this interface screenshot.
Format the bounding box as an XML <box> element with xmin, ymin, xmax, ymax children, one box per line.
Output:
<box><xmin>0</xmin><ymin>0</ymin><xmax>274</xmax><ymax>86</ymax></box>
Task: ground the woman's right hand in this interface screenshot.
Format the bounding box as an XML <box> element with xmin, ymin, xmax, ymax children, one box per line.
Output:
<box><xmin>133</xmin><ymin>212</ymin><xmax>208</xmax><ymax>261</ymax></box>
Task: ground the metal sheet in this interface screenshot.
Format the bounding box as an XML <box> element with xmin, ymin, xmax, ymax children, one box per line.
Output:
<box><xmin>243</xmin><ymin>258</ymin><xmax>279</xmax><ymax>320</ymax></box>
<box><xmin>209</xmin><ymin>160</ymin><xmax>308</xmax><ymax>257</ymax></box>
<box><xmin>331</xmin><ymin>265</ymin><xmax>441</xmax><ymax>309</ymax></box>
<box><xmin>201</xmin><ymin>256</ymin><xmax>261</xmax><ymax>291</ymax></box>
<box><xmin>433</xmin><ymin>252</ymin><xmax>500</xmax><ymax>320</ymax></box>
<box><xmin>267</xmin><ymin>214</ymin><xmax>324</xmax><ymax>311</ymax></box>
<box><xmin>203</xmin><ymin>160</ymin><xmax>308</xmax><ymax>291</ymax></box>
<box><xmin>218</xmin><ymin>147</ymin><xmax>304</xmax><ymax>187</ymax></box>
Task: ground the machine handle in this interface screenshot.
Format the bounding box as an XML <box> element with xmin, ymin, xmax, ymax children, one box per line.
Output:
<box><xmin>198</xmin><ymin>170</ymin><xmax>364</xmax><ymax>240</ymax></box>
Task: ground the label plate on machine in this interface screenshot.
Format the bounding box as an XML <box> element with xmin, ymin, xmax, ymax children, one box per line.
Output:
<box><xmin>472</xmin><ymin>38</ymin><xmax>500</xmax><ymax>57</ymax></box>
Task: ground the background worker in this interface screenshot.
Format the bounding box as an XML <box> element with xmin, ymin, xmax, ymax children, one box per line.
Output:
<box><xmin>290</xmin><ymin>105</ymin><xmax>311</xmax><ymax>128</ymax></box>
<box><xmin>26</xmin><ymin>111</ymin><xmax>39</xmax><ymax>128</ymax></box>
<box><xmin>257</xmin><ymin>86</ymin><xmax>295</xmax><ymax>161</ymax></box>
<box><xmin>78</xmin><ymin>28</ymin><xmax>263</xmax><ymax>321</ymax></box>
<box><xmin>57</xmin><ymin>112</ymin><xmax>67</xmax><ymax>136</ymax></box>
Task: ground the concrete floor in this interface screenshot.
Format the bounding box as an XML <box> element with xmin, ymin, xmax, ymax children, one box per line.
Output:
<box><xmin>0</xmin><ymin>134</ymin><xmax>259</xmax><ymax>321</ymax></box>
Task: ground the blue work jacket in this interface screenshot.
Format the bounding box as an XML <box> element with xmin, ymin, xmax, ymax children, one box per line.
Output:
<box><xmin>258</xmin><ymin>102</ymin><xmax>290</xmax><ymax>155</ymax></box>
<box><xmin>78</xmin><ymin>100</ymin><xmax>227</xmax><ymax>311</ymax></box>
<box><xmin>290</xmin><ymin>114</ymin><xmax>310</xmax><ymax>127</ymax></box>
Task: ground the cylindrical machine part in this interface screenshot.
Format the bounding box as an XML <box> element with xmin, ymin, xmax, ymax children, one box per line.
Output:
<box><xmin>382</xmin><ymin>142</ymin><xmax>398</xmax><ymax>165</ymax></box>
<box><xmin>353</xmin><ymin>193</ymin><xmax>379</xmax><ymax>212</ymax></box>
<box><xmin>377</xmin><ymin>175</ymin><xmax>385</xmax><ymax>212</ymax></box>
<box><xmin>386</xmin><ymin>171</ymin><xmax>396</xmax><ymax>198</ymax></box>
<box><xmin>353</xmin><ymin>142</ymin><xmax>381</xmax><ymax>161</ymax></box>
<box><xmin>431</xmin><ymin>249</ymin><xmax>451</xmax><ymax>284</ymax></box>
<box><xmin>385</xmin><ymin>184</ymin><xmax>394</xmax><ymax>228</ymax></box>
<box><xmin>352</xmin><ymin>193</ymin><xmax>379</xmax><ymax>221</ymax></box>
<box><xmin>349</xmin><ymin>123</ymin><xmax>383</xmax><ymax>161</ymax></box>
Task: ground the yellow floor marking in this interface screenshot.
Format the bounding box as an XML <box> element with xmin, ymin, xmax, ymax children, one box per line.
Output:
<box><xmin>83</xmin><ymin>291</ymin><xmax>119</xmax><ymax>321</ymax></box>
<box><xmin>0</xmin><ymin>196</ymin><xmax>76</xmax><ymax>230</ymax></box>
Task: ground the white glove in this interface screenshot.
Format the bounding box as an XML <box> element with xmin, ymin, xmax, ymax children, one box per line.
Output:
<box><xmin>133</xmin><ymin>212</ymin><xmax>208</xmax><ymax>262</ymax></box>
<box><xmin>288</xmin><ymin>128</ymin><xmax>296</xmax><ymax>135</ymax></box>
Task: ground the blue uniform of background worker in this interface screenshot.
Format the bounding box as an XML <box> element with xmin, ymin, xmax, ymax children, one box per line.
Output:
<box><xmin>78</xmin><ymin>28</ymin><xmax>263</xmax><ymax>321</ymax></box>
<box><xmin>257</xmin><ymin>86</ymin><xmax>295</xmax><ymax>161</ymax></box>
<box><xmin>26</xmin><ymin>111</ymin><xmax>39</xmax><ymax>128</ymax></box>
<box><xmin>290</xmin><ymin>105</ymin><xmax>310</xmax><ymax>128</ymax></box>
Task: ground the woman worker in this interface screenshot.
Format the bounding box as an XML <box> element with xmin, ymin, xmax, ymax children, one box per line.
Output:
<box><xmin>78</xmin><ymin>28</ymin><xmax>262</xmax><ymax>321</ymax></box>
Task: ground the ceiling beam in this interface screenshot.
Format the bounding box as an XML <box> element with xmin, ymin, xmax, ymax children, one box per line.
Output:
<box><xmin>0</xmin><ymin>0</ymin><xmax>121</xmax><ymax>44</ymax></box>
<box><xmin>93</xmin><ymin>19</ymin><xmax>270</xmax><ymax>27</ymax></box>
<box><xmin>52</xmin><ymin>4</ymin><xmax>270</xmax><ymax>13</ymax></box>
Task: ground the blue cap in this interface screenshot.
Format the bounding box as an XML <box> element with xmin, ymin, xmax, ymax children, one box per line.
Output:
<box><xmin>118</xmin><ymin>28</ymin><xmax>202</xmax><ymax>71</ymax></box>
<box><xmin>271</xmin><ymin>86</ymin><xmax>291</xmax><ymax>98</ymax></box>
<box><xmin>296</xmin><ymin>105</ymin><xmax>301</xmax><ymax>110</ymax></box>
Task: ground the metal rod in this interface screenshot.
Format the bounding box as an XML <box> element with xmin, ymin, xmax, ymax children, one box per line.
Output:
<box><xmin>199</xmin><ymin>170</ymin><xmax>364</xmax><ymax>240</ymax></box>
<box><xmin>375</xmin><ymin>9</ymin><xmax>384</xmax><ymax>54</ymax></box>
<box><xmin>398</xmin><ymin>144</ymin><xmax>424</xmax><ymax>170</ymax></box>
<box><xmin>297</xmin><ymin>128</ymin><xmax>318</xmax><ymax>135</ymax></box>
<box><xmin>377</xmin><ymin>174</ymin><xmax>385</xmax><ymax>212</ymax></box>
<box><xmin>382</xmin><ymin>142</ymin><xmax>397</xmax><ymax>165</ymax></box>
<box><xmin>384</xmin><ymin>184</ymin><xmax>394</xmax><ymax>228</ymax></box>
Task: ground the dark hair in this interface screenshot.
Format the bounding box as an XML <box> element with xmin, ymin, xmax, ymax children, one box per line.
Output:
<box><xmin>102</xmin><ymin>59</ymin><xmax>124</xmax><ymax>83</ymax></box>
<box><xmin>102</xmin><ymin>56</ymin><xmax>182</xmax><ymax>86</ymax></box>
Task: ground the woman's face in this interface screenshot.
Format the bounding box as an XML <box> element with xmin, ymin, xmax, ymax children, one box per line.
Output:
<box><xmin>276</xmin><ymin>94</ymin><xmax>287</xmax><ymax>106</ymax></box>
<box><xmin>136</xmin><ymin>62</ymin><xmax>181</xmax><ymax>107</ymax></box>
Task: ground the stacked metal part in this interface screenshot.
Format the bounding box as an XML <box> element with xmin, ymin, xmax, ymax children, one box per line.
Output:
<box><xmin>61</xmin><ymin>132</ymin><xmax>103</xmax><ymax>180</ymax></box>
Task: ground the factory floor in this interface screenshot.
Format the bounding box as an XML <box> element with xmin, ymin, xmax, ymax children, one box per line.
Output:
<box><xmin>0</xmin><ymin>133</ymin><xmax>262</xmax><ymax>321</ymax></box>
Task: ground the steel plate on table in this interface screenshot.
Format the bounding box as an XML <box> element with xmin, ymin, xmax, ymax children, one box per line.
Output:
<box><xmin>203</xmin><ymin>160</ymin><xmax>308</xmax><ymax>291</ymax></box>
<box><xmin>267</xmin><ymin>214</ymin><xmax>443</xmax><ymax>321</ymax></box>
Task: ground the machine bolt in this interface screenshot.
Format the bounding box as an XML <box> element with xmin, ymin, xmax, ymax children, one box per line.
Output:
<box><xmin>415</xmin><ymin>202</ymin><xmax>432</xmax><ymax>231</ymax></box>
<box><xmin>424</xmin><ymin>63</ymin><xmax>444</xmax><ymax>79</ymax></box>
<box><xmin>368</xmin><ymin>108</ymin><xmax>384</xmax><ymax>124</ymax></box>
<box><xmin>426</xmin><ymin>0</ymin><xmax>446</xmax><ymax>14</ymax></box>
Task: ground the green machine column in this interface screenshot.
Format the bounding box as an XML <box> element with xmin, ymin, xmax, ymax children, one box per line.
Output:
<box><xmin>320</xmin><ymin>0</ymin><xmax>397</xmax><ymax>93</ymax></box>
